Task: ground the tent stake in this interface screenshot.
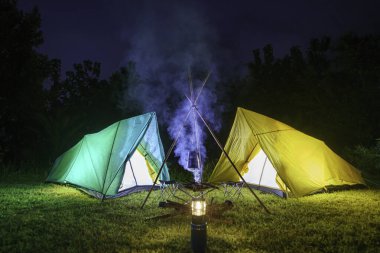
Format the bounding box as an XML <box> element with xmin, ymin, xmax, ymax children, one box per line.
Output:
<box><xmin>194</xmin><ymin>107</ymin><xmax>270</xmax><ymax>214</ymax></box>
<box><xmin>141</xmin><ymin>109</ymin><xmax>192</xmax><ymax>209</ymax></box>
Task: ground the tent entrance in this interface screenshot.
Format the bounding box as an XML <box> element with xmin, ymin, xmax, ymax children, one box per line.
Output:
<box><xmin>243</xmin><ymin>149</ymin><xmax>286</xmax><ymax>197</ymax></box>
<box><xmin>118</xmin><ymin>150</ymin><xmax>154</xmax><ymax>192</ymax></box>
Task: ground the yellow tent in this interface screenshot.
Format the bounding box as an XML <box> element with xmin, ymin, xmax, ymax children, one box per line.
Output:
<box><xmin>208</xmin><ymin>108</ymin><xmax>365</xmax><ymax>197</ymax></box>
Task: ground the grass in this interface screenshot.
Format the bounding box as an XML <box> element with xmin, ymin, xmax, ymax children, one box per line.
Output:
<box><xmin>1</xmin><ymin>172</ymin><xmax>380</xmax><ymax>253</ymax></box>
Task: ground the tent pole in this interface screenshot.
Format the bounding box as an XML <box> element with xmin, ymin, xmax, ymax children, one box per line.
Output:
<box><xmin>130</xmin><ymin>160</ymin><xmax>138</xmax><ymax>186</ymax></box>
<box><xmin>141</xmin><ymin>109</ymin><xmax>192</xmax><ymax>209</ymax></box>
<box><xmin>192</xmin><ymin>107</ymin><xmax>203</xmax><ymax>181</ymax></box>
<box><xmin>258</xmin><ymin>156</ymin><xmax>268</xmax><ymax>187</ymax></box>
<box><xmin>194</xmin><ymin>107</ymin><xmax>270</xmax><ymax>214</ymax></box>
<box><xmin>194</xmin><ymin>71</ymin><xmax>211</xmax><ymax>104</ymax></box>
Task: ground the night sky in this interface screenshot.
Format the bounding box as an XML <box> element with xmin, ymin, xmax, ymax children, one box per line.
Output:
<box><xmin>19</xmin><ymin>0</ymin><xmax>380</xmax><ymax>78</ymax></box>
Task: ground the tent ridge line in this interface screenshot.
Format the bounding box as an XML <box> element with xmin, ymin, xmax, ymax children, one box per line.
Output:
<box><xmin>240</xmin><ymin>109</ymin><xmax>294</xmax><ymax>137</ymax></box>
<box><xmin>253</xmin><ymin>128</ymin><xmax>294</xmax><ymax>137</ymax></box>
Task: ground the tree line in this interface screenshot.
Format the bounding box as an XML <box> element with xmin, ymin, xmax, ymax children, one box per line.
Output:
<box><xmin>227</xmin><ymin>35</ymin><xmax>380</xmax><ymax>153</ymax></box>
<box><xmin>1</xmin><ymin>0</ymin><xmax>379</xmax><ymax>169</ymax></box>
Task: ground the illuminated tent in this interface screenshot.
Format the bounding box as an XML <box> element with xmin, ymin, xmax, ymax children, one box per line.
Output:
<box><xmin>46</xmin><ymin>112</ymin><xmax>170</xmax><ymax>199</ymax></box>
<box><xmin>208</xmin><ymin>108</ymin><xmax>365</xmax><ymax>197</ymax></box>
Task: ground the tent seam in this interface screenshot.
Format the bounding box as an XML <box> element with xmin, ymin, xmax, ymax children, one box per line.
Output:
<box><xmin>64</xmin><ymin>140</ymin><xmax>84</xmax><ymax>182</ymax></box>
<box><xmin>84</xmin><ymin>139</ymin><xmax>102</xmax><ymax>190</ymax></box>
<box><xmin>100</xmin><ymin>121</ymin><xmax>121</xmax><ymax>198</ymax></box>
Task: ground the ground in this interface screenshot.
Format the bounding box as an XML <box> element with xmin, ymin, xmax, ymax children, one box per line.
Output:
<box><xmin>0</xmin><ymin>174</ymin><xmax>379</xmax><ymax>253</ymax></box>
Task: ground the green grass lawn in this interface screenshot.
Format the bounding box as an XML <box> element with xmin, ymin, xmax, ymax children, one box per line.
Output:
<box><xmin>1</xmin><ymin>176</ymin><xmax>379</xmax><ymax>253</ymax></box>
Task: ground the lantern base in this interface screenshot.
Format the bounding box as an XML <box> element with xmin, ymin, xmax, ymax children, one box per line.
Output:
<box><xmin>191</xmin><ymin>222</ymin><xmax>207</xmax><ymax>253</ymax></box>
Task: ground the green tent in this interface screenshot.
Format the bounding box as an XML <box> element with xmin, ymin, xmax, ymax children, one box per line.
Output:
<box><xmin>209</xmin><ymin>108</ymin><xmax>365</xmax><ymax>197</ymax></box>
<box><xmin>46</xmin><ymin>112</ymin><xmax>170</xmax><ymax>199</ymax></box>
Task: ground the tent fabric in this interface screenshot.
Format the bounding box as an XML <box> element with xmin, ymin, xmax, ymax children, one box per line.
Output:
<box><xmin>208</xmin><ymin>107</ymin><xmax>365</xmax><ymax>197</ymax></box>
<box><xmin>46</xmin><ymin>112</ymin><xmax>170</xmax><ymax>199</ymax></box>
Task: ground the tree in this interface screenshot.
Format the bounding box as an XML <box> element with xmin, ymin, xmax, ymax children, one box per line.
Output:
<box><xmin>43</xmin><ymin>61</ymin><xmax>133</xmax><ymax>160</ymax></box>
<box><xmin>236</xmin><ymin>34</ymin><xmax>380</xmax><ymax>153</ymax></box>
<box><xmin>0</xmin><ymin>0</ymin><xmax>55</xmax><ymax>164</ymax></box>
<box><xmin>108</xmin><ymin>62</ymin><xmax>140</xmax><ymax>117</ymax></box>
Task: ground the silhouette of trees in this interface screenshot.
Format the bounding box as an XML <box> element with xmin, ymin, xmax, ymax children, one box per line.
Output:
<box><xmin>0</xmin><ymin>0</ymin><xmax>55</xmax><ymax>163</ymax></box>
<box><xmin>0</xmin><ymin>1</ymin><xmax>137</xmax><ymax>165</ymax></box>
<box><xmin>233</xmin><ymin>34</ymin><xmax>380</xmax><ymax>153</ymax></box>
<box><xmin>41</xmin><ymin>61</ymin><xmax>139</xmax><ymax>162</ymax></box>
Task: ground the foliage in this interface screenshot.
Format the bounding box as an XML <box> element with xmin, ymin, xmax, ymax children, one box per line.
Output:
<box><xmin>0</xmin><ymin>163</ymin><xmax>47</xmax><ymax>184</ymax></box>
<box><xmin>229</xmin><ymin>34</ymin><xmax>380</xmax><ymax>153</ymax></box>
<box><xmin>0</xmin><ymin>1</ymin><xmax>140</xmax><ymax>167</ymax></box>
<box><xmin>47</xmin><ymin>61</ymin><xmax>122</xmax><ymax>146</ymax></box>
<box><xmin>0</xmin><ymin>176</ymin><xmax>379</xmax><ymax>252</ymax></box>
<box><xmin>344</xmin><ymin>140</ymin><xmax>380</xmax><ymax>187</ymax></box>
<box><xmin>109</xmin><ymin>62</ymin><xmax>141</xmax><ymax>117</ymax></box>
<box><xmin>167</xmin><ymin>163</ymin><xmax>194</xmax><ymax>182</ymax></box>
<box><xmin>0</xmin><ymin>0</ymin><xmax>57</xmax><ymax>164</ymax></box>
<box><xmin>201</xmin><ymin>159</ymin><xmax>218</xmax><ymax>182</ymax></box>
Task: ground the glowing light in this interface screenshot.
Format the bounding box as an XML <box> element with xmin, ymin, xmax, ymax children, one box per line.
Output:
<box><xmin>244</xmin><ymin>149</ymin><xmax>281</xmax><ymax>190</ymax></box>
<box><xmin>191</xmin><ymin>198</ymin><xmax>206</xmax><ymax>216</ymax></box>
<box><xmin>119</xmin><ymin>150</ymin><xmax>154</xmax><ymax>191</ymax></box>
<box><xmin>191</xmin><ymin>198</ymin><xmax>207</xmax><ymax>252</ymax></box>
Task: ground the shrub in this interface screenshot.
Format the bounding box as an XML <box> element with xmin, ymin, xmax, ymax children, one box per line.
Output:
<box><xmin>344</xmin><ymin>140</ymin><xmax>380</xmax><ymax>187</ymax></box>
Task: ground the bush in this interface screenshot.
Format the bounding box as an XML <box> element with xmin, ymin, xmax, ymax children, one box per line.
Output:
<box><xmin>0</xmin><ymin>162</ymin><xmax>49</xmax><ymax>184</ymax></box>
<box><xmin>344</xmin><ymin>140</ymin><xmax>380</xmax><ymax>187</ymax></box>
<box><xmin>166</xmin><ymin>162</ymin><xmax>193</xmax><ymax>182</ymax></box>
<box><xmin>201</xmin><ymin>159</ymin><xmax>218</xmax><ymax>182</ymax></box>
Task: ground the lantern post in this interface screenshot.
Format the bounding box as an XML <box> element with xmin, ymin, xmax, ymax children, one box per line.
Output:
<box><xmin>191</xmin><ymin>197</ymin><xmax>207</xmax><ymax>253</ymax></box>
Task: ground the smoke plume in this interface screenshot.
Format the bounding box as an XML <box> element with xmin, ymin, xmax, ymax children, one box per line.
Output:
<box><xmin>123</xmin><ymin>1</ymin><xmax>223</xmax><ymax>181</ymax></box>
